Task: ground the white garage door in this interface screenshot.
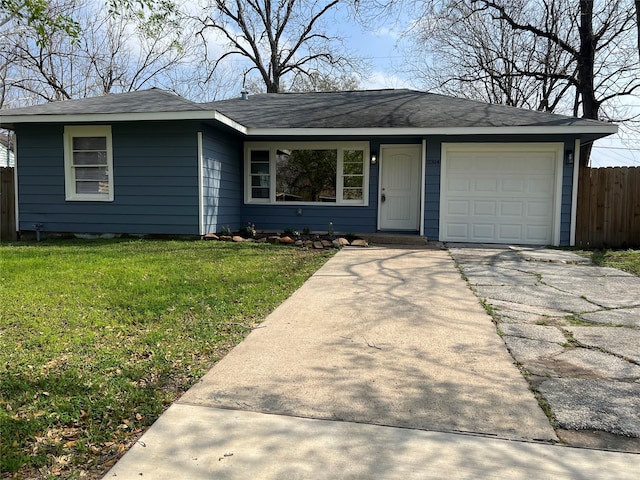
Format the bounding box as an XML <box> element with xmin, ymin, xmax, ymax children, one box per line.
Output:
<box><xmin>440</xmin><ymin>144</ymin><xmax>561</xmax><ymax>245</ymax></box>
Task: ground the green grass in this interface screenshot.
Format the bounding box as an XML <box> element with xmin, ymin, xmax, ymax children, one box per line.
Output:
<box><xmin>585</xmin><ymin>249</ymin><xmax>640</xmax><ymax>276</ymax></box>
<box><xmin>0</xmin><ymin>239</ymin><xmax>334</xmax><ymax>478</ymax></box>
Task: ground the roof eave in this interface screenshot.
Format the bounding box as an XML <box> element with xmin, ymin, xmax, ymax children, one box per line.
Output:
<box><xmin>245</xmin><ymin>124</ymin><xmax>618</xmax><ymax>138</ymax></box>
<box><xmin>0</xmin><ymin>110</ymin><xmax>248</xmax><ymax>135</ymax></box>
<box><xmin>0</xmin><ymin>111</ymin><xmax>616</xmax><ymax>141</ymax></box>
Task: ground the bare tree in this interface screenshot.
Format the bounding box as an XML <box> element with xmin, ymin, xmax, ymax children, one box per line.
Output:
<box><xmin>197</xmin><ymin>0</ymin><xmax>363</xmax><ymax>93</ymax></box>
<box><xmin>368</xmin><ymin>0</ymin><xmax>639</xmax><ymax>165</ymax></box>
<box><xmin>403</xmin><ymin>1</ymin><xmax>575</xmax><ymax>112</ymax></box>
<box><xmin>288</xmin><ymin>70</ymin><xmax>360</xmax><ymax>92</ymax></box>
<box><xmin>468</xmin><ymin>0</ymin><xmax>639</xmax><ymax>164</ymax></box>
<box><xmin>1</xmin><ymin>0</ymin><xmax>206</xmax><ymax>106</ymax></box>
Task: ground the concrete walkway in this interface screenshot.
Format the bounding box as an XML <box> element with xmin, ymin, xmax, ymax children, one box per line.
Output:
<box><xmin>105</xmin><ymin>247</ymin><xmax>639</xmax><ymax>478</ymax></box>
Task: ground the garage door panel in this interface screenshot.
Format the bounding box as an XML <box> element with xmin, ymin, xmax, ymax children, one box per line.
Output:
<box><xmin>502</xmin><ymin>179</ymin><xmax>525</xmax><ymax>193</ymax></box>
<box><xmin>442</xmin><ymin>145</ymin><xmax>559</xmax><ymax>245</ymax></box>
<box><xmin>447</xmin><ymin>178</ymin><xmax>470</xmax><ymax>192</ymax></box>
<box><xmin>472</xmin><ymin>224</ymin><xmax>495</xmax><ymax>240</ymax></box>
<box><xmin>526</xmin><ymin>225</ymin><xmax>551</xmax><ymax>242</ymax></box>
<box><xmin>498</xmin><ymin>157</ymin><xmax>525</xmax><ymax>171</ymax></box>
<box><xmin>474</xmin><ymin>178</ymin><xmax>498</xmax><ymax>192</ymax></box>
<box><xmin>527</xmin><ymin>201</ymin><xmax>552</xmax><ymax>217</ymax></box>
<box><xmin>446</xmin><ymin>223</ymin><xmax>469</xmax><ymax>239</ymax></box>
<box><xmin>447</xmin><ymin>200</ymin><xmax>470</xmax><ymax>215</ymax></box>
<box><xmin>475</xmin><ymin>155</ymin><xmax>499</xmax><ymax>170</ymax></box>
<box><xmin>474</xmin><ymin>201</ymin><xmax>496</xmax><ymax>216</ymax></box>
<box><xmin>500</xmin><ymin>201</ymin><xmax>524</xmax><ymax>216</ymax></box>
<box><xmin>498</xmin><ymin>224</ymin><xmax>523</xmax><ymax>241</ymax></box>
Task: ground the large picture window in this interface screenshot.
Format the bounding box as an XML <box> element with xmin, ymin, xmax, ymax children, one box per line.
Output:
<box><xmin>64</xmin><ymin>126</ymin><xmax>113</xmax><ymax>201</ymax></box>
<box><xmin>245</xmin><ymin>142</ymin><xmax>369</xmax><ymax>205</ymax></box>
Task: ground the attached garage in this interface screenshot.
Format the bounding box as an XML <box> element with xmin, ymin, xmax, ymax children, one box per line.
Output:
<box><xmin>440</xmin><ymin>143</ymin><xmax>563</xmax><ymax>245</ymax></box>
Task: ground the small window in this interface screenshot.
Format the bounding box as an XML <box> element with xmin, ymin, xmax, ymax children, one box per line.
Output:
<box><xmin>64</xmin><ymin>126</ymin><xmax>113</xmax><ymax>201</ymax></box>
<box><xmin>245</xmin><ymin>142</ymin><xmax>368</xmax><ymax>205</ymax></box>
<box><xmin>342</xmin><ymin>150</ymin><xmax>364</xmax><ymax>201</ymax></box>
<box><xmin>250</xmin><ymin>150</ymin><xmax>270</xmax><ymax>199</ymax></box>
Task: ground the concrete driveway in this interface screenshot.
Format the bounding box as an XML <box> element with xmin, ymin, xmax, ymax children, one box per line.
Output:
<box><xmin>105</xmin><ymin>245</ymin><xmax>639</xmax><ymax>478</ymax></box>
<box><xmin>449</xmin><ymin>245</ymin><xmax>640</xmax><ymax>452</ymax></box>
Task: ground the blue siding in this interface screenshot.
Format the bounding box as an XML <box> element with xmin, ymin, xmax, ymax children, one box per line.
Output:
<box><xmin>201</xmin><ymin>125</ymin><xmax>243</xmax><ymax>234</ymax></box>
<box><xmin>14</xmin><ymin>122</ymin><xmax>580</xmax><ymax>243</ymax></box>
<box><xmin>16</xmin><ymin>122</ymin><xmax>200</xmax><ymax>235</ymax></box>
<box><xmin>424</xmin><ymin>141</ymin><xmax>441</xmax><ymax>241</ymax></box>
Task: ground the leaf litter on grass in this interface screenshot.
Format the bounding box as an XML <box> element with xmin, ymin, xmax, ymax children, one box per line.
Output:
<box><xmin>0</xmin><ymin>239</ymin><xmax>333</xmax><ymax>478</ymax></box>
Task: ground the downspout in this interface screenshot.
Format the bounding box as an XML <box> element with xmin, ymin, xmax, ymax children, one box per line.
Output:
<box><xmin>13</xmin><ymin>133</ymin><xmax>19</xmax><ymax>239</ymax></box>
<box><xmin>420</xmin><ymin>139</ymin><xmax>426</xmax><ymax>237</ymax></box>
<box><xmin>197</xmin><ymin>131</ymin><xmax>204</xmax><ymax>236</ymax></box>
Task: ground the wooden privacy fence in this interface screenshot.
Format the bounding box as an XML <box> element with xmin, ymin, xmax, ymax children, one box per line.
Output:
<box><xmin>1</xmin><ymin>167</ymin><xmax>16</xmax><ymax>242</ymax></box>
<box><xmin>575</xmin><ymin>167</ymin><xmax>640</xmax><ymax>249</ymax></box>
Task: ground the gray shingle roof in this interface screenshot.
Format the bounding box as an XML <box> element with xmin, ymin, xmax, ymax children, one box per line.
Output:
<box><xmin>0</xmin><ymin>88</ymin><xmax>204</xmax><ymax>116</ymax></box>
<box><xmin>0</xmin><ymin>87</ymin><xmax>613</xmax><ymax>133</ymax></box>
<box><xmin>210</xmin><ymin>89</ymin><xmax>607</xmax><ymax>129</ymax></box>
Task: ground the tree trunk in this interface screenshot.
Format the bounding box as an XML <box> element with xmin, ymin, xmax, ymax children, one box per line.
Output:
<box><xmin>636</xmin><ymin>0</ymin><xmax>640</xmax><ymax>60</ymax></box>
<box><xmin>578</xmin><ymin>1</ymin><xmax>599</xmax><ymax>166</ymax></box>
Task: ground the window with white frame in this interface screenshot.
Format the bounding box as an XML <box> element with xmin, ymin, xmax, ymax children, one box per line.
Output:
<box><xmin>245</xmin><ymin>142</ymin><xmax>369</xmax><ymax>205</ymax></box>
<box><xmin>64</xmin><ymin>125</ymin><xmax>113</xmax><ymax>201</ymax></box>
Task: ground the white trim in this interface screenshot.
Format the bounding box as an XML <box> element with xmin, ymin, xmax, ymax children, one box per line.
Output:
<box><xmin>420</xmin><ymin>139</ymin><xmax>426</xmax><ymax>237</ymax></box>
<box><xmin>440</xmin><ymin>142</ymin><xmax>564</xmax><ymax>246</ymax></box>
<box><xmin>551</xmin><ymin>145</ymin><xmax>564</xmax><ymax>246</ymax></box>
<box><xmin>1</xmin><ymin>113</ymin><xmax>616</xmax><ymax>139</ymax></box>
<box><xmin>13</xmin><ymin>134</ymin><xmax>19</xmax><ymax>233</ymax></box>
<box><xmin>244</xmin><ymin>125</ymin><xmax>618</xmax><ymax>137</ymax></box>
<box><xmin>197</xmin><ymin>131</ymin><xmax>204</xmax><ymax>236</ymax></box>
<box><xmin>378</xmin><ymin>144</ymin><xmax>422</xmax><ymax>231</ymax></box>
<box><xmin>63</xmin><ymin>125</ymin><xmax>114</xmax><ymax>202</ymax></box>
<box><xmin>244</xmin><ymin>141</ymin><xmax>370</xmax><ymax>206</ymax></box>
<box><xmin>570</xmin><ymin>139</ymin><xmax>581</xmax><ymax>246</ymax></box>
<box><xmin>1</xmin><ymin>110</ymin><xmax>248</xmax><ymax>133</ymax></box>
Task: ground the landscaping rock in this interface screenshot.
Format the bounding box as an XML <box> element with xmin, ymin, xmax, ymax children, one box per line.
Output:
<box><xmin>257</xmin><ymin>237</ymin><xmax>267</xmax><ymax>243</ymax></box>
<box><xmin>204</xmin><ymin>233</ymin><xmax>219</xmax><ymax>241</ymax></box>
<box><xmin>267</xmin><ymin>236</ymin><xmax>280</xmax><ymax>244</ymax></box>
<box><xmin>232</xmin><ymin>236</ymin><xmax>246</xmax><ymax>242</ymax></box>
<box><xmin>350</xmin><ymin>239</ymin><xmax>368</xmax><ymax>247</ymax></box>
<box><xmin>303</xmin><ymin>240</ymin><xmax>314</xmax><ymax>247</ymax></box>
<box><xmin>219</xmin><ymin>235</ymin><xmax>232</xmax><ymax>241</ymax></box>
<box><xmin>294</xmin><ymin>240</ymin><xmax>304</xmax><ymax>247</ymax></box>
<box><xmin>321</xmin><ymin>240</ymin><xmax>333</xmax><ymax>248</ymax></box>
<box><xmin>313</xmin><ymin>241</ymin><xmax>324</xmax><ymax>249</ymax></box>
<box><xmin>333</xmin><ymin>238</ymin><xmax>350</xmax><ymax>247</ymax></box>
<box><xmin>279</xmin><ymin>236</ymin><xmax>294</xmax><ymax>245</ymax></box>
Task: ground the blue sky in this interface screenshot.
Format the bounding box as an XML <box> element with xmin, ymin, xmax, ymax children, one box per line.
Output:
<box><xmin>335</xmin><ymin>11</ymin><xmax>640</xmax><ymax>168</ymax></box>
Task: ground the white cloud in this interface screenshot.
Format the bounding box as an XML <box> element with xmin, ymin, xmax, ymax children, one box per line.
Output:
<box><xmin>361</xmin><ymin>71</ymin><xmax>412</xmax><ymax>90</ymax></box>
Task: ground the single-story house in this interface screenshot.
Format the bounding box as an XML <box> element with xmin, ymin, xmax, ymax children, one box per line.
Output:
<box><xmin>0</xmin><ymin>88</ymin><xmax>617</xmax><ymax>245</ymax></box>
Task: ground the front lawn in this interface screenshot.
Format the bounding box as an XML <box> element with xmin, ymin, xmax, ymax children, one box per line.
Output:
<box><xmin>0</xmin><ymin>239</ymin><xmax>333</xmax><ymax>478</ymax></box>
<box><xmin>586</xmin><ymin>248</ymin><xmax>640</xmax><ymax>276</ymax></box>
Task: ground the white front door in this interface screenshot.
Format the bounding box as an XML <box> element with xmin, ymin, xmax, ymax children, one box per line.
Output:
<box><xmin>379</xmin><ymin>145</ymin><xmax>422</xmax><ymax>231</ymax></box>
